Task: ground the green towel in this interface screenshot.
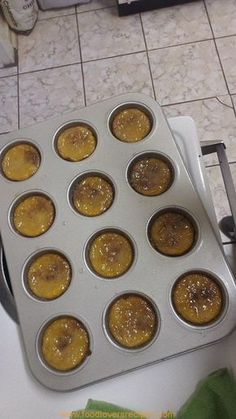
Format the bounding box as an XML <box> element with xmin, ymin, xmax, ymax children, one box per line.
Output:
<box><xmin>70</xmin><ymin>369</ymin><xmax>236</xmax><ymax>419</ymax></box>
<box><xmin>70</xmin><ymin>399</ymin><xmax>145</xmax><ymax>418</ymax></box>
<box><xmin>177</xmin><ymin>368</ymin><xmax>236</xmax><ymax>419</ymax></box>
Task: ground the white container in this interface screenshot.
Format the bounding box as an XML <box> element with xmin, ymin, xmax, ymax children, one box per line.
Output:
<box><xmin>0</xmin><ymin>0</ymin><xmax>38</xmax><ymax>32</ymax></box>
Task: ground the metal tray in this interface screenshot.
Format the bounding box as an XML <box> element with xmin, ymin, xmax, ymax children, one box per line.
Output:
<box><xmin>0</xmin><ymin>93</ymin><xmax>235</xmax><ymax>391</ymax></box>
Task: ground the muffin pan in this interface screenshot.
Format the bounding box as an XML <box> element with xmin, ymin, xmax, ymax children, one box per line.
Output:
<box><xmin>0</xmin><ymin>93</ymin><xmax>236</xmax><ymax>391</ymax></box>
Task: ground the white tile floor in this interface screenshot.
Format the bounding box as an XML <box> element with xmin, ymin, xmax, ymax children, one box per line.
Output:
<box><xmin>0</xmin><ymin>0</ymin><xmax>236</xmax><ymax>255</ymax></box>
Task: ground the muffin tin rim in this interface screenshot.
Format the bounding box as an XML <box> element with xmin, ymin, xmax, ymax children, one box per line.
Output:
<box><xmin>126</xmin><ymin>149</ymin><xmax>177</xmax><ymax>197</ymax></box>
<box><xmin>146</xmin><ymin>205</ymin><xmax>201</xmax><ymax>259</ymax></box>
<box><xmin>0</xmin><ymin>139</ymin><xmax>42</xmax><ymax>182</ymax></box>
<box><xmin>53</xmin><ymin>119</ymin><xmax>98</xmax><ymax>162</ymax></box>
<box><xmin>22</xmin><ymin>247</ymin><xmax>73</xmax><ymax>303</ymax></box>
<box><xmin>36</xmin><ymin>313</ymin><xmax>93</xmax><ymax>376</ymax></box>
<box><xmin>84</xmin><ymin>226</ymin><xmax>137</xmax><ymax>280</ymax></box>
<box><xmin>108</xmin><ymin>101</ymin><xmax>156</xmax><ymax>143</ymax></box>
<box><xmin>169</xmin><ymin>269</ymin><xmax>229</xmax><ymax>330</ymax></box>
<box><xmin>102</xmin><ymin>290</ymin><xmax>160</xmax><ymax>353</ymax></box>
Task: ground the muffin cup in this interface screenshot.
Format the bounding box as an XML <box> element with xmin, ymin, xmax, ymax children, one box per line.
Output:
<box><xmin>127</xmin><ymin>151</ymin><xmax>175</xmax><ymax>196</ymax></box>
<box><xmin>103</xmin><ymin>291</ymin><xmax>160</xmax><ymax>352</ymax></box>
<box><xmin>170</xmin><ymin>270</ymin><xmax>228</xmax><ymax>329</ymax></box>
<box><xmin>0</xmin><ymin>140</ymin><xmax>41</xmax><ymax>181</ymax></box>
<box><xmin>9</xmin><ymin>191</ymin><xmax>56</xmax><ymax>238</ymax></box>
<box><xmin>22</xmin><ymin>248</ymin><xmax>72</xmax><ymax>302</ymax></box>
<box><xmin>68</xmin><ymin>171</ymin><xmax>116</xmax><ymax>217</ymax></box>
<box><xmin>108</xmin><ymin>102</ymin><xmax>155</xmax><ymax>143</ymax></box>
<box><xmin>85</xmin><ymin>227</ymin><xmax>136</xmax><ymax>279</ymax></box>
<box><xmin>147</xmin><ymin>206</ymin><xmax>200</xmax><ymax>257</ymax></box>
<box><xmin>36</xmin><ymin>314</ymin><xmax>92</xmax><ymax>375</ymax></box>
<box><xmin>53</xmin><ymin>121</ymin><xmax>97</xmax><ymax>162</ymax></box>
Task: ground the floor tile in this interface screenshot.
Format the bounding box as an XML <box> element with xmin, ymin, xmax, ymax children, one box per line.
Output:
<box><xmin>0</xmin><ymin>76</ymin><xmax>18</xmax><ymax>134</ymax></box>
<box><xmin>78</xmin><ymin>7</ymin><xmax>145</xmax><ymax>61</ymax></box>
<box><xmin>38</xmin><ymin>6</ymin><xmax>75</xmax><ymax>20</ymax></box>
<box><xmin>164</xmin><ymin>95</ymin><xmax>236</xmax><ymax>165</ymax></box>
<box><xmin>0</xmin><ymin>65</ymin><xmax>17</xmax><ymax>78</ymax></box>
<box><xmin>216</xmin><ymin>36</ymin><xmax>236</xmax><ymax>94</ymax></box>
<box><xmin>77</xmin><ymin>0</ymin><xmax>115</xmax><ymax>13</ymax></box>
<box><xmin>19</xmin><ymin>65</ymin><xmax>84</xmax><ymax>128</ymax></box>
<box><xmin>205</xmin><ymin>0</ymin><xmax>236</xmax><ymax>38</ymax></box>
<box><xmin>83</xmin><ymin>52</ymin><xmax>154</xmax><ymax>105</ymax></box>
<box><xmin>141</xmin><ymin>1</ymin><xmax>211</xmax><ymax>50</ymax></box>
<box><xmin>149</xmin><ymin>40</ymin><xmax>227</xmax><ymax>105</ymax></box>
<box><xmin>206</xmin><ymin>163</ymin><xmax>236</xmax><ymax>243</ymax></box>
<box><xmin>223</xmin><ymin>242</ymin><xmax>236</xmax><ymax>276</ymax></box>
<box><xmin>18</xmin><ymin>15</ymin><xmax>80</xmax><ymax>73</ymax></box>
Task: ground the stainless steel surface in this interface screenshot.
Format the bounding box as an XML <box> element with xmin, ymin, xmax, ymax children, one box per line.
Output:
<box><xmin>0</xmin><ymin>94</ymin><xmax>236</xmax><ymax>391</ymax></box>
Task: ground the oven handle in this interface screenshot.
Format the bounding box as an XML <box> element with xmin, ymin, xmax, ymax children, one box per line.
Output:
<box><xmin>0</xmin><ymin>238</ymin><xmax>18</xmax><ymax>323</ymax></box>
<box><xmin>201</xmin><ymin>140</ymin><xmax>236</xmax><ymax>237</ymax></box>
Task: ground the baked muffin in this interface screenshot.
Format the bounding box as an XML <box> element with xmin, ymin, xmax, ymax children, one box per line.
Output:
<box><xmin>41</xmin><ymin>316</ymin><xmax>90</xmax><ymax>371</ymax></box>
<box><xmin>2</xmin><ymin>143</ymin><xmax>40</xmax><ymax>181</ymax></box>
<box><xmin>129</xmin><ymin>156</ymin><xmax>173</xmax><ymax>196</ymax></box>
<box><xmin>89</xmin><ymin>231</ymin><xmax>133</xmax><ymax>278</ymax></box>
<box><xmin>56</xmin><ymin>124</ymin><xmax>96</xmax><ymax>162</ymax></box>
<box><xmin>108</xmin><ymin>294</ymin><xmax>157</xmax><ymax>348</ymax></box>
<box><xmin>172</xmin><ymin>273</ymin><xmax>223</xmax><ymax>325</ymax></box>
<box><xmin>27</xmin><ymin>253</ymin><xmax>71</xmax><ymax>300</ymax></box>
<box><xmin>112</xmin><ymin>108</ymin><xmax>152</xmax><ymax>142</ymax></box>
<box><xmin>72</xmin><ymin>175</ymin><xmax>114</xmax><ymax>216</ymax></box>
<box><xmin>149</xmin><ymin>211</ymin><xmax>195</xmax><ymax>256</ymax></box>
<box><xmin>13</xmin><ymin>195</ymin><xmax>55</xmax><ymax>237</ymax></box>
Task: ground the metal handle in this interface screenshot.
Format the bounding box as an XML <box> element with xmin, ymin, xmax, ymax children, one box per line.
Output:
<box><xmin>201</xmin><ymin>140</ymin><xmax>236</xmax><ymax>237</ymax></box>
<box><xmin>0</xmin><ymin>238</ymin><xmax>18</xmax><ymax>323</ymax></box>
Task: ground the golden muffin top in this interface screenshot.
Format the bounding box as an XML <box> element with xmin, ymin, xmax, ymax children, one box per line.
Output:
<box><xmin>2</xmin><ymin>143</ymin><xmax>40</xmax><ymax>181</ymax></box>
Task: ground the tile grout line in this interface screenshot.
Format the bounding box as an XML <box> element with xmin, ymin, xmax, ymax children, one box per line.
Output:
<box><xmin>17</xmin><ymin>72</ymin><xmax>20</xmax><ymax>129</ymax></box>
<box><xmin>1</xmin><ymin>26</ymin><xmax>235</xmax><ymax>80</ymax></box>
<box><xmin>16</xmin><ymin>36</ymin><xmax>20</xmax><ymax>130</ymax></box>
<box><xmin>9</xmin><ymin>50</ymin><xmax>147</xmax><ymax>78</ymax></box>
<box><xmin>162</xmin><ymin>95</ymin><xmax>223</xmax><ymax>107</ymax></box>
<box><xmin>76</xmin><ymin>5</ymin><xmax>115</xmax><ymax>15</ymax></box>
<box><xmin>37</xmin><ymin>10</ymin><xmax>76</xmax><ymax>22</ymax></box>
<box><xmin>3</xmin><ymin>34</ymin><xmax>235</xmax><ymax>80</ymax></box>
<box><xmin>203</xmin><ymin>0</ymin><xmax>236</xmax><ymax>118</ymax></box>
<box><xmin>3</xmin><ymin>36</ymin><xmax>233</xmax><ymax>80</ymax></box>
<box><xmin>139</xmin><ymin>13</ymin><xmax>156</xmax><ymax>100</ymax></box>
<box><xmin>37</xmin><ymin>4</ymin><xmax>115</xmax><ymax>22</ymax></box>
<box><xmin>147</xmin><ymin>37</ymin><xmax>213</xmax><ymax>52</ymax></box>
<box><xmin>74</xmin><ymin>13</ymin><xmax>86</xmax><ymax>106</ymax></box>
<box><xmin>215</xmin><ymin>96</ymin><xmax>233</xmax><ymax>110</ymax></box>
<box><xmin>81</xmin><ymin>49</ymin><xmax>146</xmax><ymax>65</ymax></box>
<box><xmin>3</xmin><ymin>31</ymin><xmax>236</xmax><ymax>79</ymax></box>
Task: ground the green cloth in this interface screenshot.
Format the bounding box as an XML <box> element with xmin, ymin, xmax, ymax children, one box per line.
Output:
<box><xmin>177</xmin><ymin>368</ymin><xmax>236</xmax><ymax>419</ymax></box>
<box><xmin>70</xmin><ymin>399</ymin><xmax>145</xmax><ymax>418</ymax></box>
<box><xmin>70</xmin><ymin>369</ymin><xmax>236</xmax><ymax>419</ymax></box>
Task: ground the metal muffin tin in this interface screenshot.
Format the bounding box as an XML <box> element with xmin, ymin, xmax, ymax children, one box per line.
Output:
<box><xmin>0</xmin><ymin>93</ymin><xmax>236</xmax><ymax>391</ymax></box>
